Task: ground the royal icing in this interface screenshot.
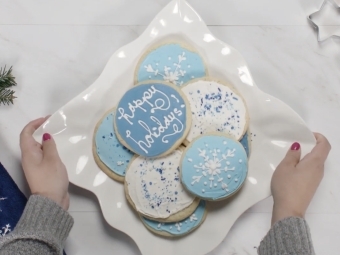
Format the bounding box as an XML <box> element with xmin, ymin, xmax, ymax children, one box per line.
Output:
<box><xmin>95</xmin><ymin>110</ymin><xmax>134</xmax><ymax>177</ymax></box>
<box><xmin>136</xmin><ymin>43</ymin><xmax>207</xmax><ymax>86</ymax></box>
<box><xmin>115</xmin><ymin>83</ymin><xmax>189</xmax><ymax>157</ymax></box>
<box><xmin>125</xmin><ymin>150</ymin><xmax>196</xmax><ymax>219</ymax></box>
<box><xmin>181</xmin><ymin>80</ymin><xmax>248</xmax><ymax>142</ymax></box>
<box><xmin>181</xmin><ymin>135</ymin><xmax>248</xmax><ymax>200</ymax></box>
<box><xmin>141</xmin><ymin>200</ymin><xmax>206</xmax><ymax>236</ymax></box>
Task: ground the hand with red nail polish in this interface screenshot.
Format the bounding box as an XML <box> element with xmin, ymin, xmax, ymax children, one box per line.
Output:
<box><xmin>20</xmin><ymin>117</ymin><xmax>70</xmax><ymax>211</ymax></box>
<box><xmin>271</xmin><ymin>133</ymin><xmax>331</xmax><ymax>225</ymax></box>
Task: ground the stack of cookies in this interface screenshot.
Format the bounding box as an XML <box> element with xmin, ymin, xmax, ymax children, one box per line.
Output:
<box><xmin>93</xmin><ymin>42</ymin><xmax>250</xmax><ymax>237</ymax></box>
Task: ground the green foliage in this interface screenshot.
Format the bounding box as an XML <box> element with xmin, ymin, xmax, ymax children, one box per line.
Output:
<box><xmin>0</xmin><ymin>66</ymin><xmax>17</xmax><ymax>105</ymax></box>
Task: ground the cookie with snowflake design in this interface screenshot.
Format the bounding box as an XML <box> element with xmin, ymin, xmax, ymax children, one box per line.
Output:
<box><xmin>140</xmin><ymin>200</ymin><xmax>207</xmax><ymax>237</ymax></box>
<box><xmin>124</xmin><ymin>149</ymin><xmax>200</xmax><ymax>222</ymax></box>
<box><xmin>135</xmin><ymin>42</ymin><xmax>208</xmax><ymax>86</ymax></box>
<box><xmin>114</xmin><ymin>82</ymin><xmax>192</xmax><ymax>158</ymax></box>
<box><xmin>180</xmin><ymin>134</ymin><xmax>248</xmax><ymax>201</ymax></box>
<box><xmin>93</xmin><ymin>107</ymin><xmax>135</xmax><ymax>182</ymax></box>
<box><xmin>181</xmin><ymin>78</ymin><xmax>249</xmax><ymax>143</ymax></box>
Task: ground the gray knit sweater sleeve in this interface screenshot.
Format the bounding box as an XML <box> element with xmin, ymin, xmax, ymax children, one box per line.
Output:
<box><xmin>258</xmin><ymin>217</ymin><xmax>315</xmax><ymax>255</ymax></box>
<box><xmin>0</xmin><ymin>195</ymin><xmax>74</xmax><ymax>255</ymax></box>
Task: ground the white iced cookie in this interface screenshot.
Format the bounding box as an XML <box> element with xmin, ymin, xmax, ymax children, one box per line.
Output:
<box><xmin>125</xmin><ymin>149</ymin><xmax>199</xmax><ymax>222</ymax></box>
<box><xmin>181</xmin><ymin>78</ymin><xmax>249</xmax><ymax>143</ymax></box>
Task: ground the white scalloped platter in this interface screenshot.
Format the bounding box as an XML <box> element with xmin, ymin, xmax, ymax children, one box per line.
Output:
<box><xmin>34</xmin><ymin>1</ymin><xmax>315</xmax><ymax>254</ymax></box>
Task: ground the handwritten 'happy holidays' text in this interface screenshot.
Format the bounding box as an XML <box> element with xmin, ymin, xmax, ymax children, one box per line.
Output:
<box><xmin>117</xmin><ymin>85</ymin><xmax>185</xmax><ymax>154</ymax></box>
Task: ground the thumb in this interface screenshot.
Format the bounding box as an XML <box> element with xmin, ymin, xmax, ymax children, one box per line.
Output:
<box><xmin>42</xmin><ymin>133</ymin><xmax>59</xmax><ymax>161</ymax></box>
<box><xmin>281</xmin><ymin>142</ymin><xmax>301</xmax><ymax>166</ymax></box>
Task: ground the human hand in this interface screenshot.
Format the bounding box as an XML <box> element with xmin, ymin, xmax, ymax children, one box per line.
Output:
<box><xmin>271</xmin><ymin>133</ymin><xmax>331</xmax><ymax>225</ymax></box>
<box><xmin>20</xmin><ymin>117</ymin><xmax>70</xmax><ymax>211</ymax></box>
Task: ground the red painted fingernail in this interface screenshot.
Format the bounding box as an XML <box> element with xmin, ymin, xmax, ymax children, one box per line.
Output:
<box><xmin>291</xmin><ymin>142</ymin><xmax>300</xmax><ymax>151</ymax></box>
<box><xmin>43</xmin><ymin>133</ymin><xmax>51</xmax><ymax>141</ymax></box>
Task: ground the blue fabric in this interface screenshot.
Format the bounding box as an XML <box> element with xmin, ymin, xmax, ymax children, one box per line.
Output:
<box><xmin>0</xmin><ymin>162</ymin><xmax>67</xmax><ymax>255</ymax></box>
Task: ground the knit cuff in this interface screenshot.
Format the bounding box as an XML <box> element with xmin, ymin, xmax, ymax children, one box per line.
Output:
<box><xmin>13</xmin><ymin>195</ymin><xmax>74</xmax><ymax>244</ymax></box>
<box><xmin>258</xmin><ymin>217</ymin><xmax>315</xmax><ymax>255</ymax></box>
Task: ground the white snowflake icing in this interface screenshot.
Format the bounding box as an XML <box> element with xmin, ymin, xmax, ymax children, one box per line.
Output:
<box><xmin>191</xmin><ymin>148</ymin><xmax>236</xmax><ymax>192</ymax></box>
<box><xmin>0</xmin><ymin>197</ymin><xmax>11</xmax><ymax>236</ymax></box>
<box><xmin>0</xmin><ymin>224</ymin><xmax>11</xmax><ymax>237</ymax></box>
<box><xmin>144</xmin><ymin>52</ymin><xmax>187</xmax><ymax>85</ymax></box>
<box><xmin>190</xmin><ymin>214</ymin><xmax>198</xmax><ymax>222</ymax></box>
<box><xmin>175</xmin><ymin>223</ymin><xmax>181</xmax><ymax>232</ymax></box>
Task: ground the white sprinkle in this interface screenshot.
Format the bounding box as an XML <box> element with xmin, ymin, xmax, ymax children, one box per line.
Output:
<box><xmin>202</xmin><ymin>189</ymin><xmax>205</xmax><ymax>193</ymax></box>
<box><xmin>117</xmin><ymin>161</ymin><xmax>124</xmax><ymax>166</ymax></box>
<box><xmin>196</xmin><ymin>170</ymin><xmax>200</xmax><ymax>173</ymax></box>
<box><xmin>228</xmin><ymin>175</ymin><xmax>231</xmax><ymax>179</ymax></box>
<box><xmin>235</xmin><ymin>178</ymin><xmax>239</xmax><ymax>182</ymax></box>
<box><xmin>188</xmin><ymin>158</ymin><xmax>193</xmax><ymax>162</ymax></box>
<box><xmin>239</xmin><ymin>159</ymin><xmax>242</xmax><ymax>163</ymax></box>
<box><xmin>217</xmin><ymin>149</ymin><xmax>220</xmax><ymax>153</ymax></box>
<box><xmin>204</xmin><ymin>182</ymin><xmax>207</xmax><ymax>186</ymax></box>
<box><xmin>169</xmin><ymin>226</ymin><xmax>172</xmax><ymax>229</ymax></box>
<box><xmin>179</xmin><ymin>223</ymin><xmax>182</xmax><ymax>226</ymax></box>
<box><xmin>214</xmin><ymin>183</ymin><xmax>217</xmax><ymax>187</ymax></box>
<box><xmin>226</xmin><ymin>161</ymin><xmax>230</xmax><ymax>166</ymax></box>
<box><xmin>157</xmin><ymin>223</ymin><xmax>161</xmax><ymax>229</ymax></box>
<box><xmin>191</xmin><ymin>76</ymin><xmax>195</xmax><ymax>78</ymax></box>
<box><xmin>188</xmin><ymin>65</ymin><xmax>191</xmax><ymax>68</ymax></box>
<box><xmin>181</xmin><ymin>104</ymin><xmax>185</xmax><ymax>108</ymax></box>
<box><xmin>168</xmin><ymin>57</ymin><xmax>171</xmax><ymax>60</ymax></box>
<box><xmin>149</xmin><ymin>76</ymin><xmax>151</xmax><ymax>78</ymax></box>
<box><xmin>156</xmin><ymin>63</ymin><xmax>159</xmax><ymax>66</ymax></box>
<box><xmin>223</xmin><ymin>141</ymin><xmax>227</xmax><ymax>145</ymax></box>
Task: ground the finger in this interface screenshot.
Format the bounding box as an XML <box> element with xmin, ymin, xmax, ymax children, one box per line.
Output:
<box><xmin>42</xmin><ymin>133</ymin><xmax>60</xmax><ymax>161</ymax></box>
<box><xmin>280</xmin><ymin>142</ymin><xmax>301</xmax><ymax>166</ymax></box>
<box><xmin>20</xmin><ymin>117</ymin><xmax>47</xmax><ymax>153</ymax></box>
<box><xmin>309</xmin><ymin>133</ymin><xmax>331</xmax><ymax>163</ymax></box>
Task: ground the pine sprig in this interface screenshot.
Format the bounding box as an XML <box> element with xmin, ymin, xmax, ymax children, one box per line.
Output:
<box><xmin>0</xmin><ymin>66</ymin><xmax>17</xmax><ymax>105</ymax></box>
<box><xmin>0</xmin><ymin>88</ymin><xmax>16</xmax><ymax>105</ymax></box>
<box><xmin>0</xmin><ymin>66</ymin><xmax>17</xmax><ymax>89</ymax></box>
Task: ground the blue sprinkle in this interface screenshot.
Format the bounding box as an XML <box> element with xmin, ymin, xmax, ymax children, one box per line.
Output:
<box><xmin>110</xmin><ymin>132</ymin><xmax>113</xmax><ymax>137</ymax></box>
<box><xmin>149</xmin><ymin>182</ymin><xmax>152</xmax><ymax>185</ymax></box>
<box><xmin>102</xmin><ymin>136</ymin><xmax>105</xmax><ymax>139</ymax></box>
<box><xmin>233</xmin><ymin>97</ymin><xmax>238</xmax><ymax>100</ymax></box>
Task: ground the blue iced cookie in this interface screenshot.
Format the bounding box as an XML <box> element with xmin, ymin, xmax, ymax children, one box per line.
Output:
<box><xmin>141</xmin><ymin>200</ymin><xmax>207</xmax><ymax>237</ymax></box>
<box><xmin>135</xmin><ymin>43</ymin><xmax>207</xmax><ymax>86</ymax></box>
<box><xmin>114</xmin><ymin>82</ymin><xmax>191</xmax><ymax>158</ymax></box>
<box><xmin>240</xmin><ymin>131</ymin><xmax>251</xmax><ymax>157</ymax></box>
<box><xmin>180</xmin><ymin>134</ymin><xmax>248</xmax><ymax>201</ymax></box>
<box><xmin>93</xmin><ymin>108</ymin><xmax>135</xmax><ymax>182</ymax></box>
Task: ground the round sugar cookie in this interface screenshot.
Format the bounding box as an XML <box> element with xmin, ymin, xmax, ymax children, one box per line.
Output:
<box><xmin>140</xmin><ymin>200</ymin><xmax>207</xmax><ymax>237</ymax></box>
<box><xmin>114</xmin><ymin>82</ymin><xmax>192</xmax><ymax>158</ymax></box>
<box><xmin>93</xmin><ymin>108</ymin><xmax>135</xmax><ymax>182</ymax></box>
<box><xmin>181</xmin><ymin>78</ymin><xmax>249</xmax><ymax>143</ymax></box>
<box><xmin>135</xmin><ymin>42</ymin><xmax>208</xmax><ymax>86</ymax></box>
<box><xmin>124</xmin><ymin>149</ymin><xmax>200</xmax><ymax>222</ymax></box>
<box><xmin>240</xmin><ymin>131</ymin><xmax>251</xmax><ymax>157</ymax></box>
<box><xmin>180</xmin><ymin>134</ymin><xmax>248</xmax><ymax>201</ymax></box>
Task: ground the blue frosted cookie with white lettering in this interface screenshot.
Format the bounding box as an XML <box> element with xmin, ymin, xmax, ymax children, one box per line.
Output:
<box><xmin>180</xmin><ymin>134</ymin><xmax>248</xmax><ymax>201</ymax></box>
<box><xmin>135</xmin><ymin>43</ymin><xmax>207</xmax><ymax>86</ymax></box>
<box><xmin>114</xmin><ymin>82</ymin><xmax>192</xmax><ymax>158</ymax></box>
<box><xmin>140</xmin><ymin>200</ymin><xmax>207</xmax><ymax>237</ymax></box>
<box><xmin>93</xmin><ymin>108</ymin><xmax>135</xmax><ymax>182</ymax></box>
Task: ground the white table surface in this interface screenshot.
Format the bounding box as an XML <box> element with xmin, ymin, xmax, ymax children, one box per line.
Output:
<box><xmin>1</xmin><ymin>0</ymin><xmax>340</xmax><ymax>254</ymax></box>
